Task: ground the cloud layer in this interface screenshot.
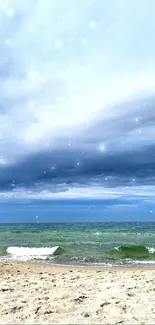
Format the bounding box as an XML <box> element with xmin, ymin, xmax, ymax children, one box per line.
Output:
<box><xmin>0</xmin><ymin>0</ymin><xmax>155</xmax><ymax>200</ymax></box>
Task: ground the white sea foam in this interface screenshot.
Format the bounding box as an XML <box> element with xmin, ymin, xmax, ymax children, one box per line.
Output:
<box><xmin>6</xmin><ymin>246</ymin><xmax>60</xmax><ymax>261</ymax></box>
<box><xmin>146</xmin><ymin>247</ymin><xmax>155</xmax><ymax>254</ymax></box>
<box><xmin>131</xmin><ymin>260</ymin><xmax>155</xmax><ymax>265</ymax></box>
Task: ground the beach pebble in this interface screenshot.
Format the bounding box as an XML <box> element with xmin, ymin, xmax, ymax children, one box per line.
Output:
<box><xmin>1</xmin><ymin>288</ymin><xmax>12</xmax><ymax>292</ymax></box>
<box><xmin>83</xmin><ymin>312</ymin><xmax>90</xmax><ymax>317</ymax></box>
<box><xmin>115</xmin><ymin>301</ymin><xmax>120</xmax><ymax>304</ymax></box>
<box><xmin>100</xmin><ymin>302</ymin><xmax>110</xmax><ymax>307</ymax></box>
<box><xmin>74</xmin><ymin>295</ymin><xmax>87</xmax><ymax>302</ymax></box>
<box><xmin>44</xmin><ymin>310</ymin><xmax>53</xmax><ymax>314</ymax></box>
<box><xmin>35</xmin><ymin>306</ymin><xmax>41</xmax><ymax>314</ymax></box>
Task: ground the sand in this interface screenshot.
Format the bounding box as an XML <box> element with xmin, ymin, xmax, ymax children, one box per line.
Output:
<box><xmin>0</xmin><ymin>262</ymin><xmax>155</xmax><ymax>324</ymax></box>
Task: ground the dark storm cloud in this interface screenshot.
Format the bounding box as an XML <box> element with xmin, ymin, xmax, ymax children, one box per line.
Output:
<box><xmin>0</xmin><ymin>95</ymin><xmax>155</xmax><ymax>192</ymax></box>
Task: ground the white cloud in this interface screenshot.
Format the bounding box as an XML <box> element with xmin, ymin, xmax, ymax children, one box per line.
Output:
<box><xmin>0</xmin><ymin>0</ymin><xmax>155</xmax><ymax>198</ymax></box>
<box><xmin>0</xmin><ymin>184</ymin><xmax>155</xmax><ymax>201</ymax></box>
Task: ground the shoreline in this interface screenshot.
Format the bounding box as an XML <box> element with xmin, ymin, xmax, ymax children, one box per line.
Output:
<box><xmin>1</xmin><ymin>260</ymin><xmax>155</xmax><ymax>272</ymax></box>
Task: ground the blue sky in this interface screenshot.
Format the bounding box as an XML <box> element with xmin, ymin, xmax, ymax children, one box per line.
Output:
<box><xmin>0</xmin><ymin>0</ymin><xmax>155</xmax><ymax>222</ymax></box>
<box><xmin>0</xmin><ymin>199</ymin><xmax>154</xmax><ymax>223</ymax></box>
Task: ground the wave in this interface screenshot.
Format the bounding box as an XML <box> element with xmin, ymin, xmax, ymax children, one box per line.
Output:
<box><xmin>113</xmin><ymin>245</ymin><xmax>155</xmax><ymax>259</ymax></box>
<box><xmin>2</xmin><ymin>245</ymin><xmax>155</xmax><ymax>264</ymax></box>
<box><xmin>6</xmin><ymin>246</ymin><xmax>63</xmax><ymax>260</ymax></box>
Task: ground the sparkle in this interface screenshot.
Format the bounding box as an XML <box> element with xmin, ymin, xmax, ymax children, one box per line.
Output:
<box><xmin>100</xmin><ymin>145</ymin><xmax>105</xmax><ymax>152</ymax></box>
<box><xmin>150</xmin><ymin>210</ymin><xmax>153</xmax><ymax>213</ymax></box>
<box><xmin>0</xmin><ymin>158</ymin><xmax>5</xmax><ymax>165</ymax></box>
<box><xmin>68</xmin><ymin>140</ymin><xmax>71</xmax><ymax>147</ymax></box>
<box><xmin>98</xmin><ymin>143</ymin><xmax>106</xmax><ymax>152</ymax></box>
<box><xmin>54</xmin><ymin>39</ymin><xmax>64</xmax><ymax>50</ymax></box>
<box><xmin>138</xmin><ymin>129</ymin><xmax>141</xmax><ymax>134</ymax></box>
<box><xmin>44</xmin><ymin>171</ymin><xmax>47</xmax><ymax>174</ymax></box>
<box><xmin>77</xmin><ymin>162</ymin><xmax>80</xmax><ymax>166</ymax></box>
<box><xmin>36</xmin><ymin>216</ymin><xmax>39</xmax><ymax>219</ymax></box>
<box><xmin>89</xmin><ymin>20</ymin><xmax>98</xmax><ymax>30</ymax></box>
<box><xmin>105</xmin><ymin>177</ymin><xmax>108</xmax><ymax>181</ymax></box>
<box><xmin>11</xmin><ymin>180</ymin><xmax>15</xmax><ymax>187</ymax></box>
<box><xmin>135</xmin><ymin>118</ymin><xmax>139</xmax><ymax>123</ymax></box>
<box><xmin>5</xmin><ymin>57</ymin><xmax>8</xmax><ymax>60</ymax></box>
<box><xmin>132</xmin><ymin>178</ymin><xmax>135</xmax><ymax>181</ymax></box>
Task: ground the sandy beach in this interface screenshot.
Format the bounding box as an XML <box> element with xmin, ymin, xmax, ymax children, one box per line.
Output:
<box><xmin>0</xmin><ymin>262</ymin><xmax>155</xmax><ymax>324</ymax></box>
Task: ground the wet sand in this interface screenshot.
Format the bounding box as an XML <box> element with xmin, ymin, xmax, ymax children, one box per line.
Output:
<box><xmin>0</xmin><ymin>261</ymin><xmax>155</xmax><ymax>324</ymax></box>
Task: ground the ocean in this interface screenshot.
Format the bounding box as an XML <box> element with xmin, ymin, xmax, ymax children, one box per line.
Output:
<box><xmin>0</xmin><ymin>222</ymin><xmax>155</xmax><ymax>266</ymax></box>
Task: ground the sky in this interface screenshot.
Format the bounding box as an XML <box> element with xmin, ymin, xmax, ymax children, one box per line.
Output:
<box><xmin>0</xmin><ymin>200</ymin><xmax>155</xmax><ymax>223</ymax></box>
<box><xmin>0</xmin><ymin>0</ymin><xmax>155</xmax><ymax>222</ymax></box>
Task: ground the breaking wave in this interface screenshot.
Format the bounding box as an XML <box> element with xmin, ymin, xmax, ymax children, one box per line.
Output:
<box><xmin>6</xmin><ymin>246</ymin><xmax>63</xmax><ymax>260</ymax></box>
<box><xmin>114</xmin><ymin>245</ymin><xmax>155</xmax><ymax>259</ymax></box>
<box><xmin>1</xmin><ymin>244</ymin><xmax>155</xmax><ymax>265</ymax></box>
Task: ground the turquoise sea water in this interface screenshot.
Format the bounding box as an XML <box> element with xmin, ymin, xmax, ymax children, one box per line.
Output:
<box><xmin>0</xmin><ymin>222</ymin><xmax>155</xmax><ymax>266</ymax></box>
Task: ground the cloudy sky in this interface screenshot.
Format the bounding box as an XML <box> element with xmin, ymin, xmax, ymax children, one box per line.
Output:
<box><xmin>0</xmin><ymin>0</ymin><xmax>155</xmax><ymax>210</ymax></box>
